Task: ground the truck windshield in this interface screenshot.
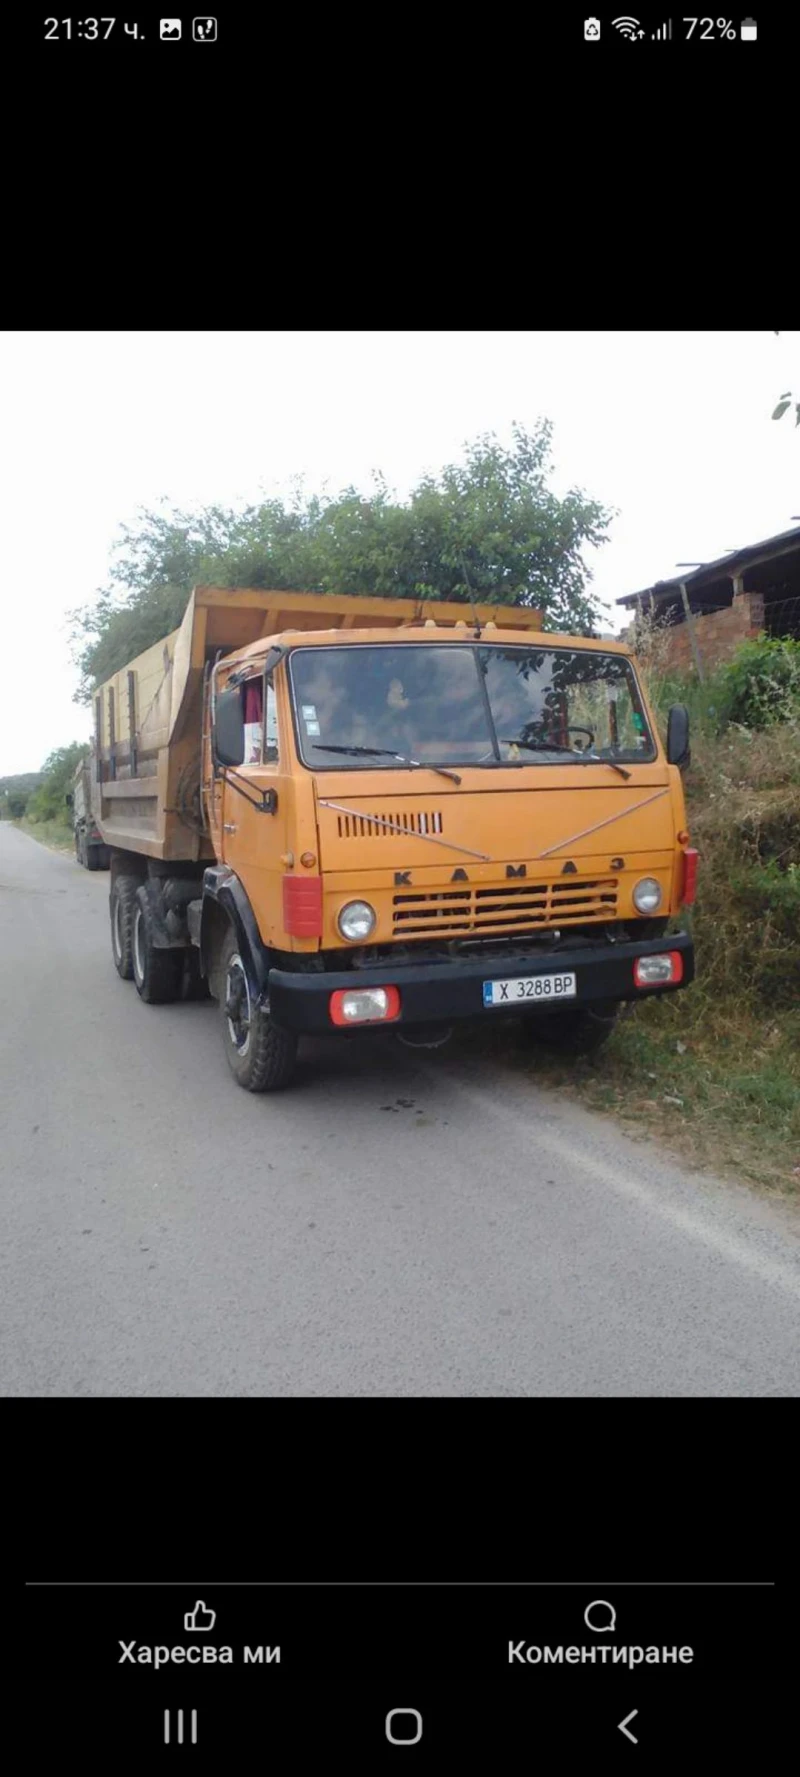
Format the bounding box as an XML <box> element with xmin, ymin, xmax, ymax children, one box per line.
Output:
<box><xmin>289</xmin><ymin>644</ymin><xmax>655</xmax><ymax>769</ymax></box>
<box><xmin>479</xmin><ymin>646</ymin><xmax>656</xmax><ymax>764</ymax></box>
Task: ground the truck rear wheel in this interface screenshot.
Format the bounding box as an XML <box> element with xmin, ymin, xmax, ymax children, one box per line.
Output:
<box><xmin>219</xmin><ymin>927</ymin><xmax>297</xmax><ymax>1092</ymax></box>
<box><xmin>520</xmin><ymin>1000</ymin><xmax>619</xmax><ymax>1056</ymax></box>
<box><xmin>110</xmin><ymin>875</ymin><xmax>140</xmax><ymax>980</ymax></box>
<box><xmin>85</xmin><ymin>840</ymin><xmax>101</xmax><ymax>871</ymax></box>
<box><xmin>131</xmin><ymin>884</ymin><xmax>184</xmax><ymax>1004</ymax></box>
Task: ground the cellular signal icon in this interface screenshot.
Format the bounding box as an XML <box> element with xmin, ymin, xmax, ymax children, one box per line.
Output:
<box><xmin>652</xmin><ymin>18</ymin><xmax>672</xmax><ymax>37</ymax></box>
<box><xmin>613</xmin><ymin>17</ymin><xmax>644</xmax><ymax>39</ymax></box>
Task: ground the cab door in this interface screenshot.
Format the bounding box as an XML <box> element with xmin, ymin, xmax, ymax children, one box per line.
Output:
<box><xmin>218</xmin><ymin>672</ymin><xmax>290</xmax><ymax>949</ymax></box>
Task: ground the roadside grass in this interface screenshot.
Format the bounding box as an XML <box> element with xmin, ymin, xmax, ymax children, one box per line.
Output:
<box><xmin>535</xmin><ymin>708</ymin><xmax>800</xmax><ymax>1195</ymax></box>
<box><xmin>13</xmin><ymin>815</ymin><xmax>74</xmax><ymax>855</ymax></box>
<box><xmin>530</xmin><ymin>998</ymin><xmax>800</xmax><ymax>1196</ymax></box>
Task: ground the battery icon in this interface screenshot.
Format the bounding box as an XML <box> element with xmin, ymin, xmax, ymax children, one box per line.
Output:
<box><xmin>740</xmin><ymin>17</ymin><xmax>757</xmax><ymax>38</ymax></box>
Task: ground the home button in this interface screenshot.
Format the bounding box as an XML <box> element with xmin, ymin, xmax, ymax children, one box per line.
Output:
<box><xmin>386</xmin><ymin>1708</ymin><xmax>423</xmax><ymax>1745</ymax></box>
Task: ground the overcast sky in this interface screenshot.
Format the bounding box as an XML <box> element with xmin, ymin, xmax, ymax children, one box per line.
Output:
<box><xmin>1</xmin><ymin>329</ymin><xmax>797</xmax><ymax>776</ymax></box>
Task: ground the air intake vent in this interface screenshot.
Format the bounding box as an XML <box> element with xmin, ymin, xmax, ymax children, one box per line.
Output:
<box><xmin>392</xmin><ymin>878</ymin><xmax>618</xmax><ymax>936</ymax></box>
<box><xmin>336</xmin><ymin>809</ymin><xmax>444</xmax><ymax>839</ymax></box>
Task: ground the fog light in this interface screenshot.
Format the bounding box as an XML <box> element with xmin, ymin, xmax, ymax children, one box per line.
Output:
<box><xmin>632</xmin><ymin>876</ymin><xmax>663</xmax><ymax>914</ymax></box>
<box><xmin>634</xmin><ymin>951</ymin><xmax>684</xmax><ymax>987</ymax></box>
<box><xmin>337</xmin><ymin>900</ymin><xmax>377</xmax><ymax>941</ymax></box>
<box><xmin>329</xmin><ymin>986</ymin><xmax>400</xmax><ymax>1026</ymax></box>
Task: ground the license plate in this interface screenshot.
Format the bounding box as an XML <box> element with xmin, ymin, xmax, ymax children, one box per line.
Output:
<box><xmin>482</xmin><ymin>972</ymin><xmax>577</xmax><ymax>1007</ymax></box>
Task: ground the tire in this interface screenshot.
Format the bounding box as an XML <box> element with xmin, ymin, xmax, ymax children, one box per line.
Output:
<box><xmin>219</xmin><ymin>925</ymin><xmax>297</xmax><ymax>1091</ymax></box>
<box><xmin>131</xmin><ymin>884</ymin><xmax>184</xmax><ymax>1004</ymax></box>
<box><xmin>110</xmin><ymin>875</ymin><xmax>140</xmax><ymax>980</ymax></box>
<box><xmin>520</xmin><ymin>1000</ymin><xmax>620</xmax><ymax>1057</ymax></box>
<box><xmin>85</xmin><ymin>841</ymin><xmax>100</xmax><ymax>871</ymax></box>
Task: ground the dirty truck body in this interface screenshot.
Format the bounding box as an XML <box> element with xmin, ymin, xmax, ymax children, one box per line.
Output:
<box><xmin>92</xmin><ymin>586</ymin><xmax>696</xmax><ymax>1091</ymax></box>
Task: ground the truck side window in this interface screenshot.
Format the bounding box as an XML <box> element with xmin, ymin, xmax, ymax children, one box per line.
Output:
<box><xmin>243</xmin><ymin>679</ymin><xmax>263</xmax><ymax>764</ymax></box>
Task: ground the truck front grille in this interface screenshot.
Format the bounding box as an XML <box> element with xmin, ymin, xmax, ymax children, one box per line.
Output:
<box><xmin>392</xmin><ymin>878</ymin><xmax>619</xmax><ymax>937</ymax></box>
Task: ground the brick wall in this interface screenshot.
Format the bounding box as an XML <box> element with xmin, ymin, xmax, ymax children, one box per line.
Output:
<box><xmin>660</xmin><ymin>591</ymin><xmax>765</xmax><ymax>676</ymax></box>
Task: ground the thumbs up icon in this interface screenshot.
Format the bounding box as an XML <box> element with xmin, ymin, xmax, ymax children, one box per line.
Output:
<box><xmin>184</xmin><ymin>1600</ymin><xmax>216</xmax><ymax>1632</ymax></box>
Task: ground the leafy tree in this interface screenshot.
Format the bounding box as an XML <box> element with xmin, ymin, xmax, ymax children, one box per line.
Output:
<box><xmin>69</xmin><ymin>423</ymin><xmax>613</xmax><ymax>701</ymax></box>
<box><xmin>26</xmin><ymin>743</ymin><xmax>88</xmax><ymax>823</ymax></box>
<box><xmin>0</xmin><ymin>773</ymin><xmax>41</xmax><ymax>820</ymax></box>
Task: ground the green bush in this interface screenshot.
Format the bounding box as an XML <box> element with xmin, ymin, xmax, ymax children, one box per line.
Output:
<box><xmin>26</xmin><ymin>743</ymin><xmax>87</xmax><ymax>823</ymax></box>
<box><xmin>729</xmin><ymin>858</ymin><xmax>800</xmax><ymax>940</ymax></box>
<box><xmin>713</xmin><ymin>635</ymin><xmax>800</xmax><ymax>729</ymax></box>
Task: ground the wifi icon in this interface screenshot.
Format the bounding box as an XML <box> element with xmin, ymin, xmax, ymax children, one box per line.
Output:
<box><xmin>613</xmin><ymin>15</ymin><xmax>643</xmax><ymax>36</ymax></box>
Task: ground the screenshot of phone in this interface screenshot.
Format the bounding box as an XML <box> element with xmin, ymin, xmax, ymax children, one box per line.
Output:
<box><xmin>2</xmin><ymin>66</ymin><xmax>796</xmax><ymax>1757</ymax></box>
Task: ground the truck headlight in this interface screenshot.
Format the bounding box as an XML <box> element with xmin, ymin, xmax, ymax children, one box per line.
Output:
<box><xmin>337</xmin><ymin>900</ymin><xmax>377</xmax><ymax>941</ymax></box>
<box><xmin>632</xmin><ymin>877</ymin><xmax>663</xmax><ymax>914</ymax></box>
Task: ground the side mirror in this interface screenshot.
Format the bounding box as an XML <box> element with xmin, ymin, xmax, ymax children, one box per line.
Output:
<box><xmin>666</xmin><ymin>704</ymin><xmax>690</xmax><ymax>769</ymax></box>
<box><xmin>214</xmin><ymin>687</ymin><xmax>245</xmax><ymax>768</ymax></box>
<box><xmin>65</xmin><ymin>791</ymin><xmax>74</xmax><ymax>808</ymax></box>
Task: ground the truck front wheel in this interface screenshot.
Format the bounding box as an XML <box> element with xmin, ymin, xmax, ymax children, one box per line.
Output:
<box><xmin>110</xmin><ymin>875</ymin><xmax>140</xmax><ymax>980</ymax></box>
<box><xmin>520</xmin><ymin>1000</ymin><xmax>619</xmax><ymax>1056</ymax></box>
<box><xmin>131</xmin><ymin>885</ymin><xmax>183</xmax><ymax>1004</ymax></box>
<box><xmin>219</xmin><ymin>927</ymin><xmax>297</xmax><ymax>1092</ymax></box>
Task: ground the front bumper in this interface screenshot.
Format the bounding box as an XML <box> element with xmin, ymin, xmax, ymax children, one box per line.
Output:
<box><xmin>267</xmin><ymin>930</ymin><xmax>694</xmax><ymax>1035</ymax></box>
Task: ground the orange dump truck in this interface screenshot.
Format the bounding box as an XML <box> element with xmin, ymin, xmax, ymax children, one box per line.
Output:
<box><xmin>91</xmin><ymin>586</ymin><xmax>696</xmax><ymax>1090</ymax></box>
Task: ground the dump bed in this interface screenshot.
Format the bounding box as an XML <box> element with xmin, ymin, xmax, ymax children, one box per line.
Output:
<box><xmin>91</xmin><ymin>585</ymin><xmax>543</xmax><ymax>861</ymax></box>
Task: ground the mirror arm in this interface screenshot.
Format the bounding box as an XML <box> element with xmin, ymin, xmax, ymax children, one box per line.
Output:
<box><xmin>222</xmin><ymin>768</ymin><xmax>277</xmax><ymax>814</ymax></box>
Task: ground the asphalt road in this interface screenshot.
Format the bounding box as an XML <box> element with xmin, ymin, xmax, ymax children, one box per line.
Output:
<box><xmin>2</xmin><ymin>822</ymin><xmax>799</xmax><ymax>1396</ymax></box>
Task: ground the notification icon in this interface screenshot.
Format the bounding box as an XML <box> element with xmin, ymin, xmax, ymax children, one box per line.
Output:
<box><xmin>584</xmin><ymin>17</ymin><xmax>601</xmax><ymax>36</ymax></box>
<box><xmin>160</xmin><ymin>18</ymin><xmax>182</xmax><ymax>37</ymax></box>
<box><xmin>193</xmin><ymin>15</ymin><xmax>217</xmax><ymax>37</ymax></box>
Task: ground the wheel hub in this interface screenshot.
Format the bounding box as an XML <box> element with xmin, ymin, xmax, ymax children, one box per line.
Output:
<box><xmin>225</xmin><ymin>958</ymin><xmax>251</xmax><ymax>1054</ymax></box>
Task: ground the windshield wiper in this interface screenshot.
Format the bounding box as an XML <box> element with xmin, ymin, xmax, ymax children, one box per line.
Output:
<box><xmin>584</xmin><ymin>753</ymin><xmax>632</xmax><ymax>780</ymax></box>
<box><xmin>499</xmin><ymin>739</ymin><xmax>631</xmax><ymax>780</ymax></box>
<box><xmin>312</xmin><ymin>744</ymin><xmax>461</xmax><ymax>785</ymax></box>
